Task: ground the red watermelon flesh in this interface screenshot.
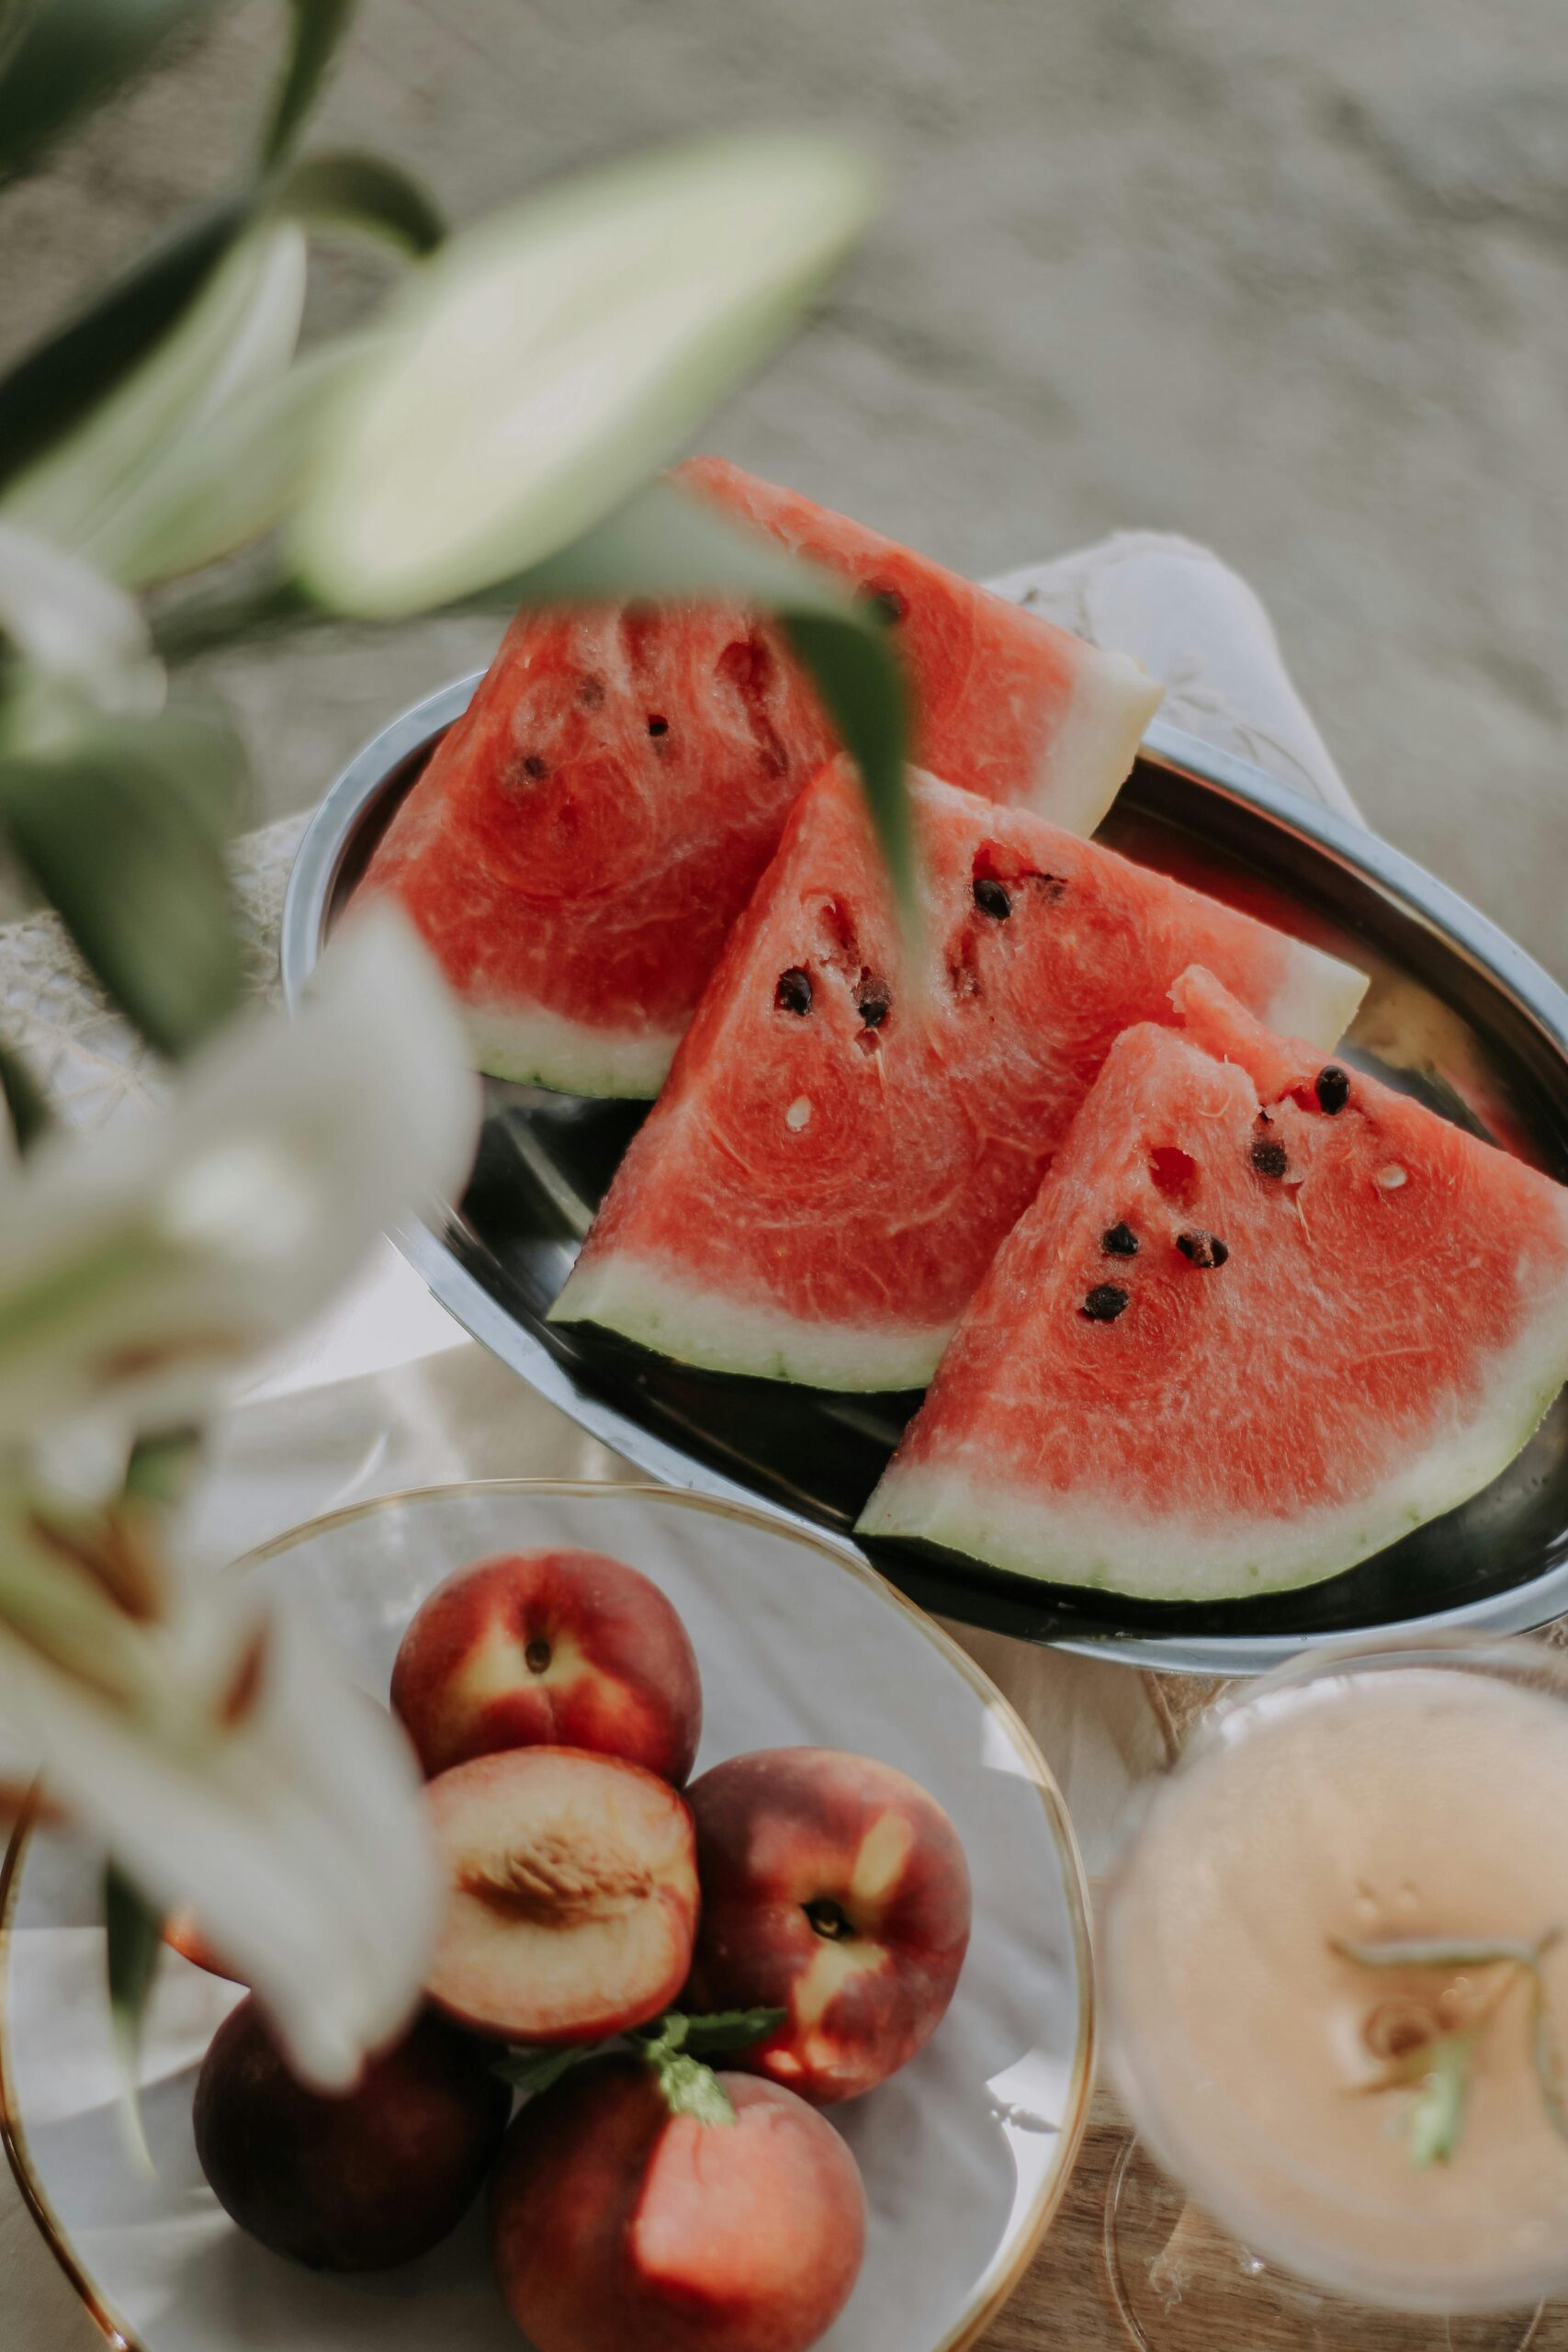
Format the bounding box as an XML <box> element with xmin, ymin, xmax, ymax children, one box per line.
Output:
<box><xmin>860</xmin><ymin>965</ymin><xmax>1568</xmax><ymax>1600</ymax></box>
<box><xmin>549</xmin><ymin>766</ymin><xmax>1367</xmax><ymax>1391</ymax></box>
<box><xmin>355</xmin><ymin>459</ymin><xmax>1163</xmax><ymax>1099</ymax></box>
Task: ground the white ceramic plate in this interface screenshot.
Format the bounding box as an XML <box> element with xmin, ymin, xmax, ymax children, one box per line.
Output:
<box><xmin>1</xmin><ymin>1481</ymin><xmax>1093</xmax><ymax>2352</ymax></box>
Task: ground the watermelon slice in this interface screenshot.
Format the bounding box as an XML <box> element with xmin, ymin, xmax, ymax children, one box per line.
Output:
<box><xmin>860</xmin><ymin>966</ymin><xmax>1568</xmax><ymax>1600</ymax></box>
<box><xmin>355</xmin><ymin>459</ymin><xmax>1162</xmax><ymax>1098</ymax></box>
<box><xmin>549</xmin><ymin>765</ymin><xmax>1368</xmax><ymax>1390</ymax></box>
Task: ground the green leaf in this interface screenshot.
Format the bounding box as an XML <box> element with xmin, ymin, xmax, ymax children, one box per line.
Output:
<box><xmin>1402</xmin><ymin>2030</ymin><xmax>1474</xmax><ymax>2167</ymax></box>
<box><xmin>649</xmin><ymin>2047</ymin><xmax>737</xmax><ymax>2127</ymax></box>
<box><xmin>0</xmin><ymin>707</ymin><xmax>245</xmax><ymax>1056</ymax></box>
<box><xmin>274</xmin><ymin>149</ymin><xmax>444</xmax><ymax>255</ymax></box>
<box><xmin>0</xmin><ymin>0</ymin><xmax>233</xmax><ymax>184</ymax></box>
<box><xmin>4</xmin><ymin>223</ymin><xmax>307</xmax><ymax>557</ymax></box>
<box><xmin>493</xmin><ymin>2042</ymin><xmax>601</xmax><ymax>2098</ymax></box>
<box><xmin>83</xmin><ymin>335</ymin><xmax>376</xmax><ymax>589</ymax></box>
<box><xmin>0</xmin><ymin>1037</ymin><xmax>51</xmax><ymax>1154</ymax></box>
<box><xmin>123</xmin><ymin>1430</ymin><xmax>200</xmax><ymax>1508</ymax></box>
<box><xmin>0</xmin><ymin>198</ymin><xmax>248</xmax><ymax>501</ymax></box>
<box><xmin>488</xmin><ymin>479</ymin><xmax>911</xmax><ymax>914</ymax></box>
<box><xmin>654</xmin><ymin>2007</ymin><xmax>786</xmax><ymax>2058</ymax></box>
<box><xmin>104</xmin><ymin>1859</ymin><xmax>163</xmax><ymax>2163</ymax></box>
<box><xmin>262</xmin><ymin>0</ymin><xmax>355</xmax><ymax>165</ymax></box>
<box><xmin>289</xmin><ymin>130</ymin><xmax>876</xmax><ymax>616</ymax></box>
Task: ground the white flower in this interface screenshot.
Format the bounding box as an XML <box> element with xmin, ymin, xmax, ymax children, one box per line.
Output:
<box><xmin>0</xmin><ymin>909</ymin><xmax>480</xmax><ymax>2083</ymax></box>
<box><xmin>0</xmin><ymin>907</ymin><xmax>480</xmax><ymax>1445</ymax></box>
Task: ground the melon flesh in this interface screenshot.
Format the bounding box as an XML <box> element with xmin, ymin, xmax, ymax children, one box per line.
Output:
<box><xmin>550</xmin><ymin>768</ymin><xmax>1368</xmax><ymax>1390</ymax></box>
<box><xmin>355</xmin><ymin>458</ymin><xmax>1162</xmax><ymax>1098</ymax></box>
<box><xmin>860</xmin><ymin>966</ymin><xmax>1568</xmax><ymax>1600</ymax></box>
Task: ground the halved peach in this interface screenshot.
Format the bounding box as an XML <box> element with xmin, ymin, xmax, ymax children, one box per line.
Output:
<box><xmin>425</xmin><ymin>1747</ymin><xmax>699</xmax><ymax>2043</ymax></box>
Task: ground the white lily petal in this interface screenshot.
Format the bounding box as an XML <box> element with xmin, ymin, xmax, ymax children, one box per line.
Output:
<box><xmin>1</xmin><ymin>226</ymin><xmax>308</xmax><ymax>552</ymax></box>
<box><xmin>0</xmin><ymin>1596</ymin><xmax>436</xmax><ymax>2086</ymax></box>
<box><xmin>0</xmin><ymin>524</ymin><xmax>160</xmax><ymax>709</ymax></box>
<box><xmin>80</xmin><ymin>336</ymin><xmax>379</xmax><ymax>590</ymax></box>
<box><xmin>292</xmin><ymin>131</ymin><xmax>876</xmax><ymax>616</ymax></box>
<box><xmin>0</xmin><ymin>908</ymin><xmax>480</xmax><ymax>1442</ymax></box>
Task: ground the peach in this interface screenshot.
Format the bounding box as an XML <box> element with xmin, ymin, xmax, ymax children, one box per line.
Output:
<box><xmin>491</xmin><ymin>2053</ymin><xmax>864</xmax><ymax>2352</ymax></box>
<box><xmin>193</xmin><ymin>1997</ymin><xmax>509</xmax><ymax>2270</ymax></box>
<box><xmin>391</xmin><ymin>1548</ymin><xmax>702</xmax><ymax>1783</ymax></box>
<box><xmin>684</xmin><ymin>1748</ymin><xmax>971</xmax><ymax>2103</ymax></box>
<box><xmin>425</xmin><ymin>1747</ymin><xmax>699</xmax><ymax>2042</ymax></box>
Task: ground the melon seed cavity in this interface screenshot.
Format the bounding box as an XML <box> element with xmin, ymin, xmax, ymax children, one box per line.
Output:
<box><xmin>1250</xmin><ymin>1138</ymin><xmax>1288</xmax><ymax>1178</ymax></box>
<box><xmin>1315</xmin><ymin>1064</ymin><xmax>1352</xmax><ymax>1114</ymax></box>
<box><xmin>1081</xmin><ymin>1283</ymin><xmax>1130</xmax><ymax>1322</ymax></box>
<box><xmin>973</xmin><ymin>877</ymin><xmax>1011</xmax><ymax>921</ymax></box>
<box><xmin>1101</xmin><ymin>1222</ymin><xmax>1140</xmax><ymax>1257</ymax></box>
<box><xmin>1177</xmin><ymin>1229</ymin><xmax>1230</xmax><ymax>1268</ymax></box>
<box><xmin>855</xmin><ymin>973</ymin><xmax>891</xmax><ymax>1028</ymax></box>
<box><xmin>775</xmin><ymin>967</ymin><xmax>813</xmax><ymax>1016</ymax></box>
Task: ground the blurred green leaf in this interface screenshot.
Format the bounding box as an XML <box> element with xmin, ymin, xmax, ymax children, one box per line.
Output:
<box><xmin>104</xmin><ymin>1859</ymin><xmax>163</xmax><ymax>2161</ymax></box>
<box><xmin>276</xmin><ymin>150</ymin><xmax>445</xmax><ymax>255</ymax></box>
<box><xmin>263</xmin><ymin>0</ymin><xmax>355</xmax><ymax>164</ymax></box>
<box><xmin>0</xmin><ymin>0</ymin><xmax>233</xmax><ymax>184</ymax></box>
<box><xmin>647</xmin><ymin>2006</ymin><xmax>785</xmax><ymax>2058</ymax></box>
<box><xmin>4</xmin><ymin>224</ymin><xmax>307</xmax><ymax>556</ymax></box>
<box><xmin>85</xmin><ymin>335</ymin><xmax>375</xmax><ymax>588</ymax></box>
<box><xmin>0</xmin><ymin>198</ymin><xmax>248</xmax><ymax>500</ymax></box>
<box><xmin>0</xmin><ymin>707</ymin><xmax>245</xmax><ymax>1056</ymax></box>
<box><xmin>0</xmin><ymin>1037</ymin><xmax>51</xmax><ymax>1153</ymax></box>
<box><xmin>290</xmin><ymin>130</ymin><xmax>877</xmax><ymax>617</ymax></box>
<box><xmin>124</xmin><ymin>1430</ymin><xmax>200</xmax><ymax>1507</ymax></box>
<box><xmin>495</xmin><ymin>480</ymin><xmax>913</xmax><ymax>912</ymax></box>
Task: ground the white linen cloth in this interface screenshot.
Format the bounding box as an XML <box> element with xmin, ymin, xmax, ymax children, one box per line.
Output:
<box><xmin>0</xmin><ymin>532</ymin><xmax>1365</xmax><ymax>2349</ymax></box>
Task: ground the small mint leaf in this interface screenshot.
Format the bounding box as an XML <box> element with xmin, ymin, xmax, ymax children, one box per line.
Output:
<box><xmin>1403</xmin><ymin>2032</ymin><xmax>1473</xmax><ymax>2167</ymax></box>
<box><xmin>1331</xmin><ymin>1933</ymin><xmax>1547</xmax><ymax>1973</ymax></box>
<box><xmin>1530</xmin><ymin>1973</ymin><xmax>1568</xmax><ymax>2148</ymax></box>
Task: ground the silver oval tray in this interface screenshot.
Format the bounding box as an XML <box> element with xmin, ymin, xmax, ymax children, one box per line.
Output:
<box><xmin>282</xmin><ymin>674</ymin><xmax>1568</xmax><ymax>1676</ymax></box>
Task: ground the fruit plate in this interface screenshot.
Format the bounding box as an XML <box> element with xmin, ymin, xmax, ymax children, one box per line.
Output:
<box><xmin>0</xmin><ymin>1480</ymin><xmax>1094</xmax><ymax>2352</ymax></box>
<box><xmin>281</xmin><ymin>673</ymin><xmax>1568</xmax><ymax>1678</ymax></box>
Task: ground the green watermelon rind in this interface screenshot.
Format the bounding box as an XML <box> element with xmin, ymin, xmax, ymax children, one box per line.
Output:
<box><xmin>857</xmin><ymin>1251</ymin><xmax>1568</xmax><ymax>1602</ymax></box>
<box><xmin>465</xmin><ymin>1001</ymin><xmax>678</xmax><ymax>1098</ymax></box>
<box><xmin>549</xmin><ymin>1250</ymin><xmax>946</xmax><ymax>1391</ymax></box>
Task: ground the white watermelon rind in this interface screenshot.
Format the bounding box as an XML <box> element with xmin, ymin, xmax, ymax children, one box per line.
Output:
<box><xmin>1262</xmin><ymin>943</ymin><xmax>1368</xmax><ymax>1056</ymax></box>
<box><xmin>858</xmin><ymin>1272</ymin><xmax>1568</xmax><ymax>1603</ymax></box>
<box><xmin>1040</xmin><ymin>649</ymin><xmax>1164</xmax><ymax>836</ymax></box>
<box><xmin>465</xmin><ymin>999</ymin><xmax>679</xmax><ymax>1099</ymax></box>
<box><xmin>549</xmin><ymin>1250</ymin><xmax>947</xmax><ymax>1391</ymax></box>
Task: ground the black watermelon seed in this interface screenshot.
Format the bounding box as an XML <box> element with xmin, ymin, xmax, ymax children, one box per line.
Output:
<box><xmin>774</xmin><ymin>967</ymin><xmax>813</xmax><ymax>1016</ymax></box>
<box><xmin>1176</xmin><ymin>1230</ymin><xmax>1229</xmax><ymax>1268</ymax></box>
<box><xmin>647</xmin><ymin>715</ymin><xmax>669</xmax><ymax>737</ymax></box>
<box><xmin>856</xmin><ymin>978</ymin><xmax>891</xmax><ymax>1029</ymax></box>
<box><xmin>1081</xmin><ymin>1283</ymin><xmax>1130</xmax><ymax>1321</ymax></box>
<box><xmin>973</xmin><ymin>876</ymin><xmax>1011</xmax><ymax>921</ymax></box>
<box><xmin>1101</xmin><ymin>1222</ymin><xmax>1140</xmax><ymax>1257</ymax></box>
<box><xmin>1315</xmin><ymin>1064</ymin><xmax>1351</xmax><ymax>1114</ymax></box>
<box><xmin>1250</xmin><ymin>1138</ymin><xmax>1288</xmax><ymax>1179</ymax></box>
<box><xmin>521</xmin><ymin>753</ymin><xmax>549</xmax><ymax>779</ymax></box>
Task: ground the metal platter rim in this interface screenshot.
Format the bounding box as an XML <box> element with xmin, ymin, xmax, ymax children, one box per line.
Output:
<box><xmin>280</xmin><ymin>681</ymin><xmax>1568</xmax><ymax>1677</ymax></box>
